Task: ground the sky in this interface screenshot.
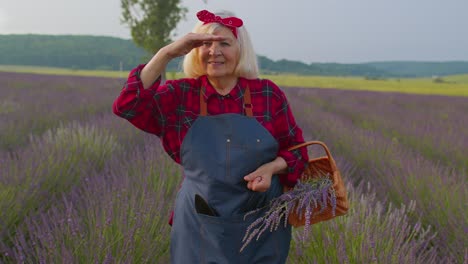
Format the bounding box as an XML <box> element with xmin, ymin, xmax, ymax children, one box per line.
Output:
<box><xmin>0</xmin><ymin>0</ymin><xmax>467</xmax><ymax>64</ymax></box>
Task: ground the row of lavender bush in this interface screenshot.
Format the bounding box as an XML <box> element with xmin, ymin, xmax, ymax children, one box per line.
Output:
<box><xmin>1</xmin><ymin>73</ymin><xmax>466</xmax><ymax>263</ymax></box>
<box><xmin>2</xmin><ymin>129</ymin><xmax>179</xmax><ymax>263</ymax></box>
<box><xmin>284</xmin><ymin>87</ymin><xmax>467</xmax><ymax>262</ymax></box>
<box><xmin>1</xmin><ymin>116</ymin><xmax>438</xmax><ymax>263</ymax></box>
<box><xmin>0</xmin><ymin>72</ymin><xmax>123</xmax><ymax>151</ymax></box>
<box><xmin>285</xmin><ymin>88</ymin><xmax>468</xmax><ymax>170</ymax></box>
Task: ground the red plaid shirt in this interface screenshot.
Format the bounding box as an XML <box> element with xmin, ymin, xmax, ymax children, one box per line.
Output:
<box><xmin>113</xmin><ymin>64</ymin><xmax>308</xmax><ymax>186</ymax></box>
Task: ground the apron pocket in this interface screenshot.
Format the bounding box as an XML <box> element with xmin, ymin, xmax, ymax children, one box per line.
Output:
<box><xmin>196</xmin><ymin>212</ymin><xmax>251</xmax><ymax>263</ymax></box>
<box><xmin>225</xmin><ymin>141</ymin><xmax>251</xmax><ymax>185</ymax></box>
<box><xmin>195</xmin><ymin>209</ymin><xmax>290</xmax><ymax>263</ymax></box>
<box><xmin>195</xmin><ymin>194</ymin><xmax>219</xmax><ymax>216</ymax></box>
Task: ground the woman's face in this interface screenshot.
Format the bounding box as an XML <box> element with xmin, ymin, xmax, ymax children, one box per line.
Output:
<box><xmin>198</xmin><ymin>26</ymin><xmax>240</xmax><ymax>80</ymax></box>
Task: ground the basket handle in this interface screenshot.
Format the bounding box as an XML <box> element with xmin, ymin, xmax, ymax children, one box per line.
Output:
<box><xmin>287</xmin><ymin>141</ymin><xmax>338</xmax><ymax>171</ymax></box>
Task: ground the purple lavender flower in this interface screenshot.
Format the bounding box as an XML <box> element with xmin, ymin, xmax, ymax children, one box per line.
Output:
<box><xmin>241</xmin><ymin>175</ymin><xmax>335</xmax><ymax>251</ymax></box>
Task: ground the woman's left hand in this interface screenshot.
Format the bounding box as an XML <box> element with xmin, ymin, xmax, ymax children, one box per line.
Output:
<box><xmin>244</xmin><ymin>163</ymin><xmax>273</xmax><ymax>192</ymax></box>
<box><xmin>243</xmin><ymin>164</ymin><xmax>274</xmax><ymax>192</ymax></box>
<box><xmin>244</xmin><ymin>157</ymin><xmax>287</xmax><ymax>192</ymax></box>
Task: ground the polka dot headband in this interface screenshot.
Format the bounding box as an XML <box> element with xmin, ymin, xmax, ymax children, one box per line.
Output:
<box><xmin>196</xmin><ymin>10</ymin><xmax>243</xmax><ymax>38</ymax></box>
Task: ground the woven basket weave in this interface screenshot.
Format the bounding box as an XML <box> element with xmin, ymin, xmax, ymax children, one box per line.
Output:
<box><xmin>285</xmin><ymin>141</ymin><xmax>349</xmax><ymax>227</ymax></box>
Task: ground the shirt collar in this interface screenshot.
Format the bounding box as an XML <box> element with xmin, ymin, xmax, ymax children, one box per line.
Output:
<box><xmin>200</xmin><ymin>75</ymin><xmax>246</xmax><ymax>101</ymax></box>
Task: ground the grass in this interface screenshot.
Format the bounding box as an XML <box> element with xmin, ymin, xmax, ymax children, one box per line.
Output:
<box><xmin>443</xmin><ymin>74</ymin><xmax>468</xmax><ymax>84</ymax></box>
<box><xmin>264</xmin><ymin>74</ymin><xmax>468</xmax><ymax>97</ymax></box>
<box><xmin>1</xmin><ymin>64</ymin><xmax>467</xmax><ymax>97</ymax></box>
<box><xmin>0</xmin><ymin>65</ymin><xmax>126</xmax><ymax>79</ymax></box>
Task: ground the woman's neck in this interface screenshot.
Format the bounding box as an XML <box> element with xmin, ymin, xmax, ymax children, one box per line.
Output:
<box><xmin>208</xmin><ymin>76</ymin><xmax>238</xmax><ymax>95</ymax></box>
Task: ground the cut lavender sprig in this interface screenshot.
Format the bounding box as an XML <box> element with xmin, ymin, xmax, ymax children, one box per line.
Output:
<box><xmin>241</xmin><ymin>175</ymin><xmax>336</xmax><ymax>252</ymax></box>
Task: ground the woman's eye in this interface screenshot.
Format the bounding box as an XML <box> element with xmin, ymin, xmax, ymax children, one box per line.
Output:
<box><xmin>203</xmin><ymin>41</ymin><xmax>212</xmax><ymax>46</ymax></box>
<box><xmin>221</xmin><ymin>42</ymin><xmax>230</xmax><ymax>46</ymax></box>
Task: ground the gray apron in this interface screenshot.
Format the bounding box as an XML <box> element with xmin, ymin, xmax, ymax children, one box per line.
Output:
<box><xmin>170</xmin><ymin>86</ymin><xmax>291</xmax><ymax>263</ymax></box>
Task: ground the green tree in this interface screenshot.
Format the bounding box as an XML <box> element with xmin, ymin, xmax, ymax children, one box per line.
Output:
<box><xmin>121</xmin><ymin>0</ymin><xmax>187</xmax><ymax>79</ymax></box>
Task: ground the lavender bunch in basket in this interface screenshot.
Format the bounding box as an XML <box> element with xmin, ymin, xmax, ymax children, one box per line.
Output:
<box><xmin>240</xmin><ymin>175</ymin><xmax>336</xmax><ymax>252</ymax></box>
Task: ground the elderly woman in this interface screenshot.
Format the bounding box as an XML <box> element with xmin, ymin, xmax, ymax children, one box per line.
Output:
<box><xmin>113</xmin><ymin>10</ymin><xmax>308</xmax><ymax>264</ymax></box>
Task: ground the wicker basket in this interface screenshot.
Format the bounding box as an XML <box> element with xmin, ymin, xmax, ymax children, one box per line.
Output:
<box><xmin>285</xmin><ymin>141</ymin><xmax>349</xmax><ymax>227</ymax></box>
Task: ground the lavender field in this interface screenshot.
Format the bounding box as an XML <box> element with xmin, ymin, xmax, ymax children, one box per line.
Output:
<box><xmin>0</xmin><ymin>72</ymin><xmax>466</xmax><ymax>263</ymax></box>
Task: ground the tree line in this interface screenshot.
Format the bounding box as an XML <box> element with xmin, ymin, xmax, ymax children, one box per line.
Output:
<box><xmin>1</xmin><ymin>34</ymin><xmax>468</xmax><ymax>77</ymax></box>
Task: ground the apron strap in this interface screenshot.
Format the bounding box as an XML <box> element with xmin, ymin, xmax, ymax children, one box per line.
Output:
<box><xmin>199</xmin><ymin>85</ymin><xmax>253</xmax><ymax>117</ymax></box>
<box><xmin>243</xmin><ymin>86</ymin><xmax>253</xmax><ymax>117</ymax></box>
<box><xmin>200</xmin><ymin>86</ymin><xmax>208</xmax><ymax>116</ymax></box>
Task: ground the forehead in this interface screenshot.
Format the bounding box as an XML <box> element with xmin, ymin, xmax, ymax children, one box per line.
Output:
<box><xmin>201</xmin><ymin>23</ymin><xmax>237</xmax><ymax>42</ymax></box>
<box><xmin>212</xmin><ymin>26</ymin><xmax>235</xmax><ymax>39</ymax></box>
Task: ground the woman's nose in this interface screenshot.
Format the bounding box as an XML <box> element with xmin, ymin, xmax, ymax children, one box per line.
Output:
<box><xmin>209</xmin><ymin>45</ymin><xmax>221</xmax><ymax>56</ymax></box>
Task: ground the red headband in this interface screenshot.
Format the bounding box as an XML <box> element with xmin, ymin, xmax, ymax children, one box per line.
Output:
<box><xmin>196</xmin><ymin>10</ymin><xmax>243</xmax><ymax>38</ymax></box>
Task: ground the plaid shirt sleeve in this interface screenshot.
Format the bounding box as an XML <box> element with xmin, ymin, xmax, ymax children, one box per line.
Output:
<box><xmin>112</xmin><ymin>64</ymin><xmax>178</xmax><ymax>135</ymax></box>
<box><xmin>112</xmin><ymin>64</ymin><xmax>184</xmax><ymax>161</ymax></box>
<box><xmin>266</xmin><ymin>80</ymin><xmax>309</xmax><ymax>187</ymax></box>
